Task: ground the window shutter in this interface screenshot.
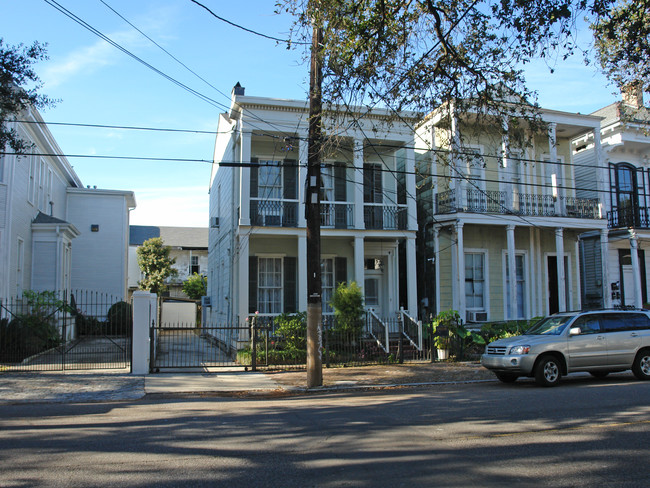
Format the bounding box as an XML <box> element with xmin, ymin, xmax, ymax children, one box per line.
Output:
<box><xmin>249</xmin><ymin>256</ymin><xmax>258</xmax><ymax>314</ymax></box>
<box><xmin>250</xmin><ymin>157</ymin><xmax>259</xmax><ymax>198</ymax></box>
<box><xmin>334</xmin><ymin>163</ymin><xmax>347</xmax><ymax>201</ymax></box>
<box><xmin>283</xmin><ymin>257</ymin><xmax>297</xmax><ymax>312</ymax></box>
<box><xmin>283</xmin><ymin>159</ymin><xmax>297</xmax><ymax>199</ymax></box>
<box><xmin>335</xmin><ymin>257</ymin><xmax>347</xmax><ymax>285</ymax></box>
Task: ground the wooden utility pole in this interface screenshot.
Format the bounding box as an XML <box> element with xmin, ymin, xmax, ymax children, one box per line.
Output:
<box><xmin>306</xmin><ymin>16</ymin><xmax>323</xmax><ymax>388</ymax></box>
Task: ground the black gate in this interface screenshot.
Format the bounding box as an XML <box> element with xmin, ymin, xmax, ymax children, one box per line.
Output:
<box><xmin>0</xmin><ymin>290</ymin><xmax>131</xmax><ymax>372</ymax></box>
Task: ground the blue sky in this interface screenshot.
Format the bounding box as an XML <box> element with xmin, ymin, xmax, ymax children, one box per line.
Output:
<box><xmin>2</xmin><ymin>0</ymin><xmax>620</xmax><ymax>227</ymax></box>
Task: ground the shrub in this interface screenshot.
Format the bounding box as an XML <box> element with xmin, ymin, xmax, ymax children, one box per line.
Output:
<box><xmin>272</xmin><ymin>312</ymin><xmax>307</xmax><ymax>363</ymax></box>
<box><xmin>330</xmin><ymin>281</ymin><xmax>364</xmax><ymax>337</ymax></box>
<box><xmin>76</xmin><ymin>314</ymin><xmax>103</xmax><ymax>336</ymax></box>
<box><xmin>0</xmin><ymin>309</ymin><xmax>61</xmax><ymax>362</ymax></box>
<box><xmin>106</xmin><ymin>301</ymin><xmax>133</xmax><ymax>336</ymax></box>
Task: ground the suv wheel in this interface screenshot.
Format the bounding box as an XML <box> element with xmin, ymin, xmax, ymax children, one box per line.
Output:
<box><xmin>495</xmin><ymin>372</ymin><xmax>518</xmax><ymax>383</ymax></box>
<box><xmin>535</xmin><ymin>356</ymin><xmax>561</xmax><ymax>387</ymax></box>
<box><xmin>632</xmin><ymin>349</ymin><xmax>650</xmax><ymax>381</ymax></box>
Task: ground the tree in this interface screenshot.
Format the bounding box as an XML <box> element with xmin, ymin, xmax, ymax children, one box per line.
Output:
<box><xmin>181</xmin><ymin>273</ymin><xmax>207</xmax><ymax>300</ymax></box>
<box><xmin>1</xmin><ymin>39</ymin><xmax>55</xmax><ymax>154</ymax></box>
<box><xmin>136</xmin><ymin>237</ymin><xmax>177</xmax><ymax>296</ymax></box>
<box><xmin>329</xmin><ymin>281</ymin><xmax>364</xmax><ymax>336</ymax></box>
<box><xmin>278</xmin><ymin>0</ymin><xmax>647</xmax><ymax>127</ymax></box>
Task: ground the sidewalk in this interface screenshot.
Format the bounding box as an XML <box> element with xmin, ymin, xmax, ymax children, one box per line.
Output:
<box><xmin>0</xmin><ymin>362</ymin><xmax>494</xmax><ymax>404</ymax></box>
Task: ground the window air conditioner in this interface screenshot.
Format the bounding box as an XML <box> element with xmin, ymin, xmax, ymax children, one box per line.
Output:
<box><xmin>201</xmin><ymin>296</ymin><xmax>212</xmax><ymax>308</ymax></box>
<box><xmin>466</xmin><ymin>311</ymin><xmax>487</xmax><ymax>322</ymax></box>
<box><xmin>210</xmin><ymin>217</ymin><xmax>220</xmax><ymax>228</ymax></box>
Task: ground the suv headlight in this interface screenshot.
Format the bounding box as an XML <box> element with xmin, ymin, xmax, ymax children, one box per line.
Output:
<box><xmin>509</xmin><ymin>345</ymin><xmax>530</xmax><ymax>355</ymax></box>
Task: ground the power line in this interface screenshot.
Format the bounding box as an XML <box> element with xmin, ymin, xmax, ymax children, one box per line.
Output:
<box><xmin>3</xmin><ymin>151</ymin><xmax>212</xmax><ymax>164</ymax></box>
<box><xmin>15</xmin><ymin>119</ymin><xmax>226</xmax><ymax>135</ymax></box>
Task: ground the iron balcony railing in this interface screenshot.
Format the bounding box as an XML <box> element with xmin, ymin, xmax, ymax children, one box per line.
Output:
<box><xmin>607</xmin><ymin>206</ymin><xmax>650</xmax><ymax>229</ymax></box>
<box><xmin>363</xmin><ymin>204</ymin><xmax>408</xmax><ymax>230</ymax></box>
<box><xmin>250</xmin><ymin>199</ymin><xmax>298</xmax><ymax>227</ymax></box>
<box><xmin>435</xmin><ymin>188</ymin><xmax>601</xmax><ymax>219</ymax></box>
<box><xmin>321</xmin><ymin>202</ymin><xmax>354</xmax><ymax>229</ymax></box>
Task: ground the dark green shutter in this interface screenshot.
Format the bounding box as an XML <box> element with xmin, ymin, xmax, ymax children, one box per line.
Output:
<box><xmin>249</xmin><ymin>256</ymin><xmax>258</xmax><ymax>314</ymax></box>
<box><xmin>250</xmin><ymin>157</ymin><xmax>259</xmax><ymax>225</ymax></box>
<box><xmin>283</xmin><ymin>159</ymin><xmax>297</xmax><ymax>199</ymax></box>
<box><xmin>335</xmin><ymin>257</ymin><xmax>347</xmax><ymax>285</ymax></box>
<box><xmin>334</xmin><ymin>163</ymin><xmax>347</xmax><ymax>201</ymax></box>
<box><xmin>284</xmin><ymin>257</ymin><xmax>297</xmax><ymax>312</ymax></box>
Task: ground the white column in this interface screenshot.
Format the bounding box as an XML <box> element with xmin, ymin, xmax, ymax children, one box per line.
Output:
<box><xmin>239</xmin><ymin>130</ymin><xmax>252</xmax><ymax>226</ymax></box>
<box><xmin>387</xmin><ymin>247</ymin><xmax>396</xmax><ymax>315</ymax></box>
<box><xmin>406</xmin><ymin>236</ymin><xmax>417</xmax><ymax>316</ymax></box>
<box><xmin>594</xmin><ymin>128</ymin><xmax>608</xmax><ymax>216</ymax></box>
<box><xmin>555</xmin><ymin>227</ymin><xmax>566</xmax><ymax>312</ymax></box>
<box><xmin>529</xmin><ymin>227</ymin><xmax>537</xmax><ymax>318</ymax></box>
<box><xmin>456</xmin><ymin>221</ymin><xmax>466</xmax><ymax>321</ymax></box>
<box><xmin>298</xmin><ymin>234</ymin><xmax>307</xmax><ymax>311</ymax></box>
<box><xmin>434</xmin><ymin>225</ymin><xmax>441</xmax><ymax>315</ymax></box>
<box><xmin>536</xmin><ymin>228</ymin><xmax>544</xmax><ymax>315</ymax></box>
<box><xmin>548</xmin><ymin>123</ymin><xmax>562</xmax><ymax>214</ymax></box>
<box><xmin>353</xmin><ymin>140</ymin><xmax>365</xmax><ymax>229</ymax></box>
<box><xmin>405</xmin><ymin>144</ymin><xmax>417</xmax><ymax>231</ymax></box>
<box><xmin>575</xmin><ymin>239</ymin><xmax>582</xmax><ymax>311</ymax></box>
<box><xmin>354</xmin><ymin>236</ymin><xmax>365</xmax><ymax>293</ymax></box>
<box><xmin>238</xmin><ymin>234</ymin><xmax>250</xmax><ymax>324</ymax></box>
<box><xmin>501</xmin><ymin>118</ymin><xmax>510</xmax><ymax>207</ymax></box>
<box><xmin>450</xmin><ymin>105</ymin><xmax>465</xmax><ymax>208</ymax></box>
<box><xmin>132</xmin><ymin>290</ymin><xmax>157</xmax><ymax>375</ymax></box>
<box><xmin>506</xmin><ymin>225</ymin><xmax>517</xmax><ymax>320</ymax></box>
<box><xmin>601</xmin><ymin>229</ymin><xmax>612</xmax><ymax>308</ymax></box>
<box><xmin>630</xmin><ymin>233</ymin><xmax>643</xmax><ymax>309</ymax></box>
<box><xmin>298</xmin><ymin>131</ymin><xmax>308</xmax><ymax>227</ymax></box>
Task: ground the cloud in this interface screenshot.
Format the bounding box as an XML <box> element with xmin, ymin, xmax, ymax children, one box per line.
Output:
<box><xmin>42</xmin><ymin>40</ymin><xmax>117</xmax><ymax>88</ymax></box>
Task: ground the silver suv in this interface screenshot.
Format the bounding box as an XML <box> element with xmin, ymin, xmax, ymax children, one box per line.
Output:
<box><xmin>481</xmin><ymin>310</ymin><xmax>650</xmax><ymax>386</ymax></box>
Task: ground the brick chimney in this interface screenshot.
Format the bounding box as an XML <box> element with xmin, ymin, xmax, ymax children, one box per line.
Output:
<box><xmin>622</xmin><ymin>82</ymin><xmax>644</xmax><ymax>109</ymax></box>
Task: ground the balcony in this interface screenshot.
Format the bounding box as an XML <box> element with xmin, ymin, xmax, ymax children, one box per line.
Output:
<box><xmin>250</xmin><ymin>199</ymin><xmax>298</xmax><ymax>227</ymax></box>
<box><xmin>364</xmin><ymin>204</ymin><xmax>408</xmax><ymax>230</ymax></box>
<box><xmin>435</xmin><ymin>188</ymin><xmax>601</xmax><ymax>219</ymax></box>
<box><xmin>321</xmin><ymin>202</ymin><xmax>354</xmax><ymax>229</ymax></box>
<box><xmin>607</xmin><ymin>207</ymin><xmax>650</xmax><ymax>229</ymax></box>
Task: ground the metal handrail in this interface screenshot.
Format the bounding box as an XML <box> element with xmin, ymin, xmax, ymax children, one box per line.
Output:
<box><xmin>399</xmin><ymin>308</ymin><xmax>422</xmax><ymax>351</ymax></box>
<box><xmin>367</xmin><ymin>310</ymin><xmax>389</xmax><ymax>353</ymax></box>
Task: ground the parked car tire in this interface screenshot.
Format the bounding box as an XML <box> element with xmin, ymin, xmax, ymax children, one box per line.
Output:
<box><xmin>589</xmin><ymin>371</ymin><xmax>609</xmax><ymax>379</ymax></box>
<box><xmin>535</xmin><ymin>356</ymin><xmax>561</xmax><ymax>387</ymax></box>
<box><xmin>632</xmin><ymin>349</ymin><xmax>650</xmax><ymax>381</ymax></box>
<box><xmin>495</xmin><ymin>372</ymin><xmax>518</xmax><ymax>383</ymax></box>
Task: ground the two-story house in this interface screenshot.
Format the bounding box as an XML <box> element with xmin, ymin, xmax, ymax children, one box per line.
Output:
<box><xmin>415</xmin><ymin>102</ymin><xmax>606</xmax><ymax>323</ymax></box>
<box><xmin>574</xmin><ymin>86</ymin><xmax>650</xmax><ymax>309</ymax></box>
<box><xmin>207</xmin><ymin>84</ymin><xmax>419</xmax><ymax>328</ymax></box>
<box><xmin>0</xmin><ymin>106</ymin><xmax>135</xmax><ymax>301</ymax></box>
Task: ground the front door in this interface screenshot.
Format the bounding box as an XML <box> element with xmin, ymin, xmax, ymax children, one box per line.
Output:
<box><xmin>364</xmin><ymin>257</ymin><xmax>385</xmax><ymax>317</ymax></box>
<box><xmin>547</xmin><ymin>255</ymin><xmax>570</xmax><ymax>315</ymax></box>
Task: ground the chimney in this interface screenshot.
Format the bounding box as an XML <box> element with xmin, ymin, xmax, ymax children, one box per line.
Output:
<box><xmin>232</xmin><ymin>82</ymin><xmax>245</xmax><ymax>99</ymax></box>
<box><xmin>622</xmin><ymin>82</ymin><xmax>644</xmax><ymax>109</ymax></box>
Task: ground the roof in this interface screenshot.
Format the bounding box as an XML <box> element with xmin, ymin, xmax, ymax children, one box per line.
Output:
<box><xmin>32</xmin><ymin>211</ymin><xmax>70</xmax><ymax>225</ymax></box>
<box><xmin>130</xmin><ymin>225</ymin><xmax>208</xmax><ymax>248</ymax></box>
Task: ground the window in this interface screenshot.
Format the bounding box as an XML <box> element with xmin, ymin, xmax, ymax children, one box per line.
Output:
<box><xmin>572</xmin><ymin>316</ymin><xmax>601</xmax><ymax>334</ymax></box>
<box><xmin>0</xmin><ymin>153</ymin><xmax>5</xmax><ymax>183</ymax></box>
<box><xmin>28</xmin><ymin>156</ymin><xmax>36</xmax><ymax>204</ymax></box>
<box><xmin>258</xmin><ymin>164</ymin><xmax>282</xmax><ymax>200</ymax></box>
<box><xmin>321</xmin><ymin>258</ymin><xmax>334</xmax><ymax>314</ymax></box>
<box><xmin>38</xmin><ymin>158</ymin><xmax>46</xmax><ymax>211</ymax></box>
<box><xmin>16</xmin><ymin>238</ymin><xmax>24</xmax><ymax>293</ymax></box>
<box><xmin>321</xmin><ymin>164</ymin><xmax>334</xmax><ymax>202</ymax></box>
<box><xmin>363</xmin><ymin>163</ymin><xmax>382</xmax><ymax>203</ymax></box>
<box><xmin>258</xmin><ymin>257</ymin><xmax>282</xmax><ymax>314</ymax></box>
<box><xmin>465</xmin><ymin>253</ymin><xmax>485</xmax><ymax>310</ymax></box>
<box><xmin>505</xmin><ymin>254</ymin><xmax>526</xmax><ymax>319</ymax></box>
<box><xmin>365</xmin><ymin>278</ymin><xmax>379</xmax><ymax>306</ymax></box>
<box><xmin>190</xmin><ymin>255</ymin><xmax>200</xmax><ymax>275</ymax></box>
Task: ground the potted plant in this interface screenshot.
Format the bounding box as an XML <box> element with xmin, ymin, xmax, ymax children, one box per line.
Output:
<box><xmin>431</xmin><ymin>310</ymin><xmax>460</xmax><ymax>360</ymax></box>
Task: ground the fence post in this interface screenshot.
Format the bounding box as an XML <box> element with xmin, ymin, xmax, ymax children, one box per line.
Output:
<box><xmin>251</xmin><ymin>315</ymin><xmax>257</xmax><ymax>372</ymax></box>
<box><xmin>132</xmin><ymin>291</ymin><xmax>156</xmax><ymax>375</ymax></box>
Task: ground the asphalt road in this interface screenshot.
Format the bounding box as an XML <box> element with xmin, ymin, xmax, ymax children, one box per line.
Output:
<box><xmin>2</xmin><ymin>374</ymin><xmax>650</xmax><ymax>487</ymax></box>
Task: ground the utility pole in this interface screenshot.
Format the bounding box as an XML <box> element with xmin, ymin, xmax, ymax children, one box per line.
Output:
<box><xmin>306</xmin><ymin>12</ymin><xmax>323</xmax><ymax>388</ymax></box>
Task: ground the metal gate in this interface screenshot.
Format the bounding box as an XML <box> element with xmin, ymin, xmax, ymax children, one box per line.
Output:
<box><xmin>150</xmin><ymin>324</ymin><xmax>250</xmax><ymax>371</ymax></box>
<box><xmin>0</xmin><ymin>291</ymin><xmax>131</xmax><ymax>372</ymax></box>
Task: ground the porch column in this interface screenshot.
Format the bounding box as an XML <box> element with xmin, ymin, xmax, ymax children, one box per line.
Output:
<box><xmin>555</xmin><ymin>227</ymin><xmax>566</xmax><ymax>312</ymax></box>
<box><xmin>298</xmin><ymin>131</ymin><xmax>308</xmax><ymax>227</ymax></box>
<box><xmin>434</xmin><ymin>225</ymin><xmax>441</xmax><ymax>315</ymax></box>
<box><xmin>353</xmin><ymin>140</ymin><xmax>365</xmax><ymax>229</ymax></box>
<box><xmin>238</xmin><ymin>234</ymin><xmax>250</xmax><ymax>324</ymax></box>
<box><xmin>406</xmin><ymin>236</ymin><xmax>417</xmax><ymax>316</ymax></box>
<box><xmin>450</xmin><ymin>105</ymin><xmax>465</xmax><ymax>209</ymax></box>
<box><xmin>501</xmin><ymin>118</ymin><xmax>510</xmax><ymax>208</ymax></box>
<box><xmin>630</xmin><ymin>232</ymin><xmax>643</xmax><ymax>309</ymax></box>
<box><xmin>601</xmin><ymin>229</ymin><xmax>612</xmax><ymax>308</ymax></box>
<box><xmin>405</xmin><ymin>143</ymin><xmax>417</xmax><ymax>231</ymax></box>
<box><xmin>298</xmin><ymin>234</ymin><xmax>308</xmax><ymax>311</ymax></box>
<box><xmin>354</xmin><ymin>236</ymin><xmax>365</xmax><ymax>294</ymax></box>
<box><xmin>529</xmin><ymin>227</ymin><xmax>537</xmax><ymax>317</ymax></box>
<box><xmin>594</xmin><ymin>128</ymin><xmax>608</xmax><ymax>216</ymax></box>
<box><xmin>455</xmin><ymin>221</ymin><xmax>466</xmax><ymax>321</ymax></box>
<box><xmin>506</xmin><ymin>225</ymin><xmax>518</xmax><ymax>320</ymax></box>
<box><xmin>548</xmin><ymin>123</ymin><xmax>562</xmax><ymax>215</ymax></box>
<box><xmin>575</xmin><ymin>239</ymin><xmax>582</xmax><ymax>311</ymax></box>
<box><xmin>387</xmin><ymin>245</ymin><xmax>397</xmax><ymax>315</ymax></box>
<box><xmin>239</xmin><ymin>130</ymin><xmax>252</xmax><ymax>226</ymax></box>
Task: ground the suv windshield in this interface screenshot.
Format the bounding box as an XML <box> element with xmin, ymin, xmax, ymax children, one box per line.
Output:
<box><xmin>525</xmin><ymin>315</ymin><xmax>573</xmax><ymax>335</ymax></box>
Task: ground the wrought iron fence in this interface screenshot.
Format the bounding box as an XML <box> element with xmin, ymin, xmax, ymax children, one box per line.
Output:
<box><xmin>321</xmin><ymin>202</ymin><xmax>354</xmax><ymax>228</ymax></box>
<box><xmin>363</xmin><ymin>204</ymin><xmax>407</xmax><ymax>230</ymax></box>
<box><xmin>607</xmin><ymin>206</ymin><xmax>650</xmax><ymax>229</ymax></box>
<box><xmin>0</xmin><ymin>290</ymin><xmax>131</xmax><ymax>372</ymax></box>
<box><xmin>250</xmin><ymin>199</ymin><xmax>298</xmax><ymax>227</ymax></box>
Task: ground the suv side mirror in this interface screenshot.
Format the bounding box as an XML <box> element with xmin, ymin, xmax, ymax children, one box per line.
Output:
<box><xmin>569</xmin><ymin>327</ymin><xmax>582</xmax><ymax>336</ymax></box>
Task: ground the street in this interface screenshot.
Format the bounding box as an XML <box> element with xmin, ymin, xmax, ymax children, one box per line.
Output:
<box><xmin>1</xmin><ymin>374</ymin><xmax>650</xmax><ymax>487</ymax></box>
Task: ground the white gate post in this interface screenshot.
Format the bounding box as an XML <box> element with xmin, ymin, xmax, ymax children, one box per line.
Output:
<box><xmin>132</xmin><ymin>291</ymin><xmax>157</xmax><ymax>375</ymax></box>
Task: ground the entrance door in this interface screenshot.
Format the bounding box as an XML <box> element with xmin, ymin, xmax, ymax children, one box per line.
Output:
<box><xmin>547</xmin><ymin>255</ymin><xmax>570</xmax><ymax>314</ymax></box>
<box><xmin>622</xmin><ymin>265</ymin><xmax>635</xmax><ymax>307</ymax></box>
<box><xmin>364</xmin><ymin>257</ymin><xmax>385</xmax><ymax>317</ymax></box>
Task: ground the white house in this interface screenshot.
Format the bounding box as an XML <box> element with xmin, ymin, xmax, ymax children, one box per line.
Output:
<box><xmin>207</xmin><ymin>84</ymin><xmax>419</xmax><ymax>327</ymax></box>
<box><xmin>0</xmin><ymin>106</ymin><xmax>135</xmax><ymax>301</ymax></box>
<box><xmin>574</xmin><ymin>86</ymin><xmax>650</xmax><ymax>309</ymax></box>
<box><xmin>128</xmin><ymin>225</ymin><xmax>208</xmax><ymax>298</ymax></box>
<box><xmin>415</xmin><ymin>102</ymin><xmax>607</xmax><ymax>323</ymax></box>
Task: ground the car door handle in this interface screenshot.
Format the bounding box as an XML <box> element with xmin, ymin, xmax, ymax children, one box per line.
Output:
<box><xmin>631</xmin><ymin>333</ymin><xmax>639</xmax><ymax>337</ymax></box>
<box><xmin>597</xmin><ymin>336</ymin><xmax>605</xmax><ymax>340</ymax></box>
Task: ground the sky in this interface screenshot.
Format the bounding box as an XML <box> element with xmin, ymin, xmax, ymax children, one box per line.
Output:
<box><xmin>1</xmin><ymin>0</ymin><xmax>621</xmax><ymax>228</ymax></box>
